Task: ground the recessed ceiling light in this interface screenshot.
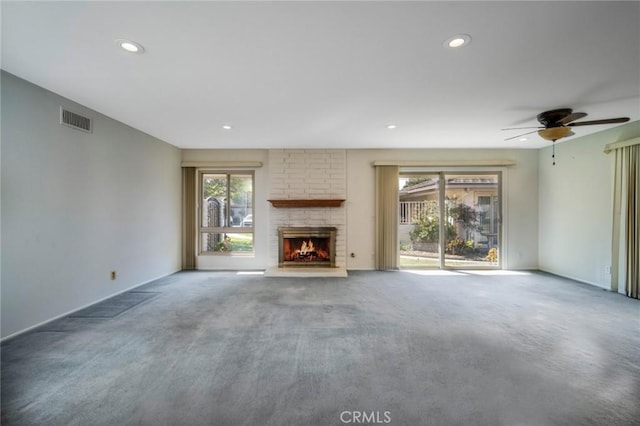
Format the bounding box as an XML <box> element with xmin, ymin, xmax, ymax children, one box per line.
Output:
<box><xmin>444</xmin><ymin>34</ymin><xmax>471</xmax><ymax>49</ymax></box>
<box><xmin>222</xmin><ymin>125</ymin><xmax>233</xmax><ymax>130</ymax></box>
<box><xmin>519</xmin><ymin>137</ymin><xmax>528</xmax><ymax>142</ymax></box>
<box><xmin>386</xmin><ymin>124</ymin><xmax>397</xmax><ymax>130</ymax></box>
<box><xmin>116</xmin><ymin>39</ymin><xmax>145</xmax><ymax>54</ymax></box>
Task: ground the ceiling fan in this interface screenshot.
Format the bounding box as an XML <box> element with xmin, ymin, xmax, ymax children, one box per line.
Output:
<box><xmin>503</xmin><ymin>108</ymin><xmax>630</xmax><ymax>165</ymax></box>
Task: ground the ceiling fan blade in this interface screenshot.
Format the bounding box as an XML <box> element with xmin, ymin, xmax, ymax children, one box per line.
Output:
<box><xmin>501</xmin><ymin>126</ymin><xmax>543</xmax><ymax>131</ymax></box>
<box><xmin>558</xmin><ymin>112</ymin><xmax>587</xmax><ymax>125</ymax></box>
<box><xmin>568</xmin><ymin>117</ymin><xmax>630</xmax><ymax>127</ymax></box>
<box><xmin>504</xmin><ymin>130</ymin><xmax>540</xmax><ymax>141</ymax></box>
<box><xmin>537</xmin><ymin>108</ymin><xmax>573</xmax><ymax>126</ymax></box>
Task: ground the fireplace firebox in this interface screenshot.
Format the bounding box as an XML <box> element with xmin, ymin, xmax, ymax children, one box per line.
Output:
<box><xmin>278</xmin><ymin>227</ymin><xmax>337</xmax><ymax>268</ymax></box>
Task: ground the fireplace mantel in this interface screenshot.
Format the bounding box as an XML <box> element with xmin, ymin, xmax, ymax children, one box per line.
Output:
<box><xmin>268</xmin><ymin>199</ymin><xmax>345</xmax><ymax>208</ymax></box>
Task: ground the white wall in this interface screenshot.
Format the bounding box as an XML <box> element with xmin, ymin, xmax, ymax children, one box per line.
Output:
<box><xmin>182</xmin><ymin>148</ymin><xmax>539</xmax><ymax>271</ymax></box>
<box><xmin>1</xmin><ymin>72</ymin><xmax>182</xmax><ymax>338</ymax></box>
<box><xmin>345</xmin><ymin>149</ymin><xmax>540</xmax><ymax>270</ymax></box>
<box><xmin>538</xmin><ymin>121</ymin><xmax>640</xmax><ymax>289</ymax></box>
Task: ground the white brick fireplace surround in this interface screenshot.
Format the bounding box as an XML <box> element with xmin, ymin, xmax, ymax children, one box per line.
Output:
<box><xmin>267</xmin><ymin>149</ymin><xmax>347</xmax><ymax>276</ymax></box>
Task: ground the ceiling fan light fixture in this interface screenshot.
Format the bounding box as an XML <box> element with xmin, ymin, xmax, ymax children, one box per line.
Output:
<box><xmin>538</xmin><ymin>127</ymin><xmax>572</xmax><ymax>141</ymax></box>
<box><xmin>444</xmin><ymin>34</ymin><xmax>471</xmax><ymax>49</ymax></box>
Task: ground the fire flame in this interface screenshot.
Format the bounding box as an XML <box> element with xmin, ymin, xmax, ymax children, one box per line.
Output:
<box><xmin>299</xmin><ymin>240</ymin><xmax>315</xmax><ymax>254</ymax></box>
<box><xmin>284</xmin><ymin>238</ymin><xmax>329</xmax><ymax>262</ymax></box>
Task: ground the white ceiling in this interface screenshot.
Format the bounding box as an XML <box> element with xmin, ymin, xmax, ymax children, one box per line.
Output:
<box><xmin>2</xmin><ymin>1</ymin><xmax>639</xmax><ymax>150</ymax></box>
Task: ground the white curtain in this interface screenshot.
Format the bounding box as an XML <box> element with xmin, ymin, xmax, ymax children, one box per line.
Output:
<box><xmin>375</xmin><ymin>165</ymin><xmax>399</xmax><ymax>270</ymax></box>
<box><xmin>607</xmin><ymin>139</ymin><xmax>639</xmax><ymax>298</ymax></box>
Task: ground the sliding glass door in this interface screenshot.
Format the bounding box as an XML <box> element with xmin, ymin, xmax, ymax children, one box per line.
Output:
<box><xmin>399</xmin><ymin>172</ymin><xmax>501</xmax><ymax>269</ymax></box>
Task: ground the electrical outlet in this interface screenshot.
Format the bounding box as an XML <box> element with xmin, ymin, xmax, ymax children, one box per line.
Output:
<box><xmin>110</xmin><ymin>271</ymin><xmax>117</xmax><ymax>280</ymax></box>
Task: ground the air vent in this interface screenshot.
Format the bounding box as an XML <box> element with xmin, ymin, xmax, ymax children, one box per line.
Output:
<box><xmin>60</xmin><ymin>107</ymin><xmax>92</xmax><ymax>133</ymax></box>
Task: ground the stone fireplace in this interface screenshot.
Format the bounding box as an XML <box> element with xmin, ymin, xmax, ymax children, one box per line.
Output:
<box><xmin>278</xmin><ymin>227</ymin><xmax>337</xmax><ymax>267</ymax></box>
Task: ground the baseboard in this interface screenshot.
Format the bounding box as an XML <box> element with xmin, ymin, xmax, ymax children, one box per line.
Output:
<box><xmin>537</xmin><ymin>268</ymin><xmax>609</xmax><ymax>290</ymax></box>
<box><xmin>1</xmin><ymin>269</ymin><xmax>181</xmax><ymax>343</ymax></box>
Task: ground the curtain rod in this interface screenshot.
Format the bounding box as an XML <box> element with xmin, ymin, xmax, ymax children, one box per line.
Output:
<box><xmin>181</xmin><ymin>161</ymin><xmax>263</xmax><ymax>168</ymax></box>
<box><xmin>372</xmin><ymin>160</ymin><xmax>516</xmax><ymax>167</ymax></box>
<box><xmin>604</xmin><ymin>137</ymin><xmax>640</xmax><ymax>154</ymax></box>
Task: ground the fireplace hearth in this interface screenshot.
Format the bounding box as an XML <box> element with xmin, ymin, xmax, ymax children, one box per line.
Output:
<box><xmin>278</xmin><ymin>227</ymin><xmax>337</xmax><ymax>268</ymax></box>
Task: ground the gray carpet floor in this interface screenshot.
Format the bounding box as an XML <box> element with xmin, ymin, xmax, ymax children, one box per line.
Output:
<box><xmin>1</xmin><ymin>270</ymin><xmax>639</xmax><ymax>425</ymax></box>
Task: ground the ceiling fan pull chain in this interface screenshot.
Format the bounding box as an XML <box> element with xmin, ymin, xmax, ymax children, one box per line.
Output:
<box><xmin>552</xmin><ymin>140</ymin><xmax>556</xmax><ymax>166</ymax></box>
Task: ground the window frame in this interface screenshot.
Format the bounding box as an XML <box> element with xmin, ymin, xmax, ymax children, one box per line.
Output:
<box><xmin>197</xmin><ymin>169</ymin><xmax>255</xmax><ymax>256</ymax></box>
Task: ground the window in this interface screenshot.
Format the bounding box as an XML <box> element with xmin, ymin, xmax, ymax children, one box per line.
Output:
<box><xmin>199</xmin><ymin>171</ymin><xmax>254</xmax><ymax>254</ymax></box>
